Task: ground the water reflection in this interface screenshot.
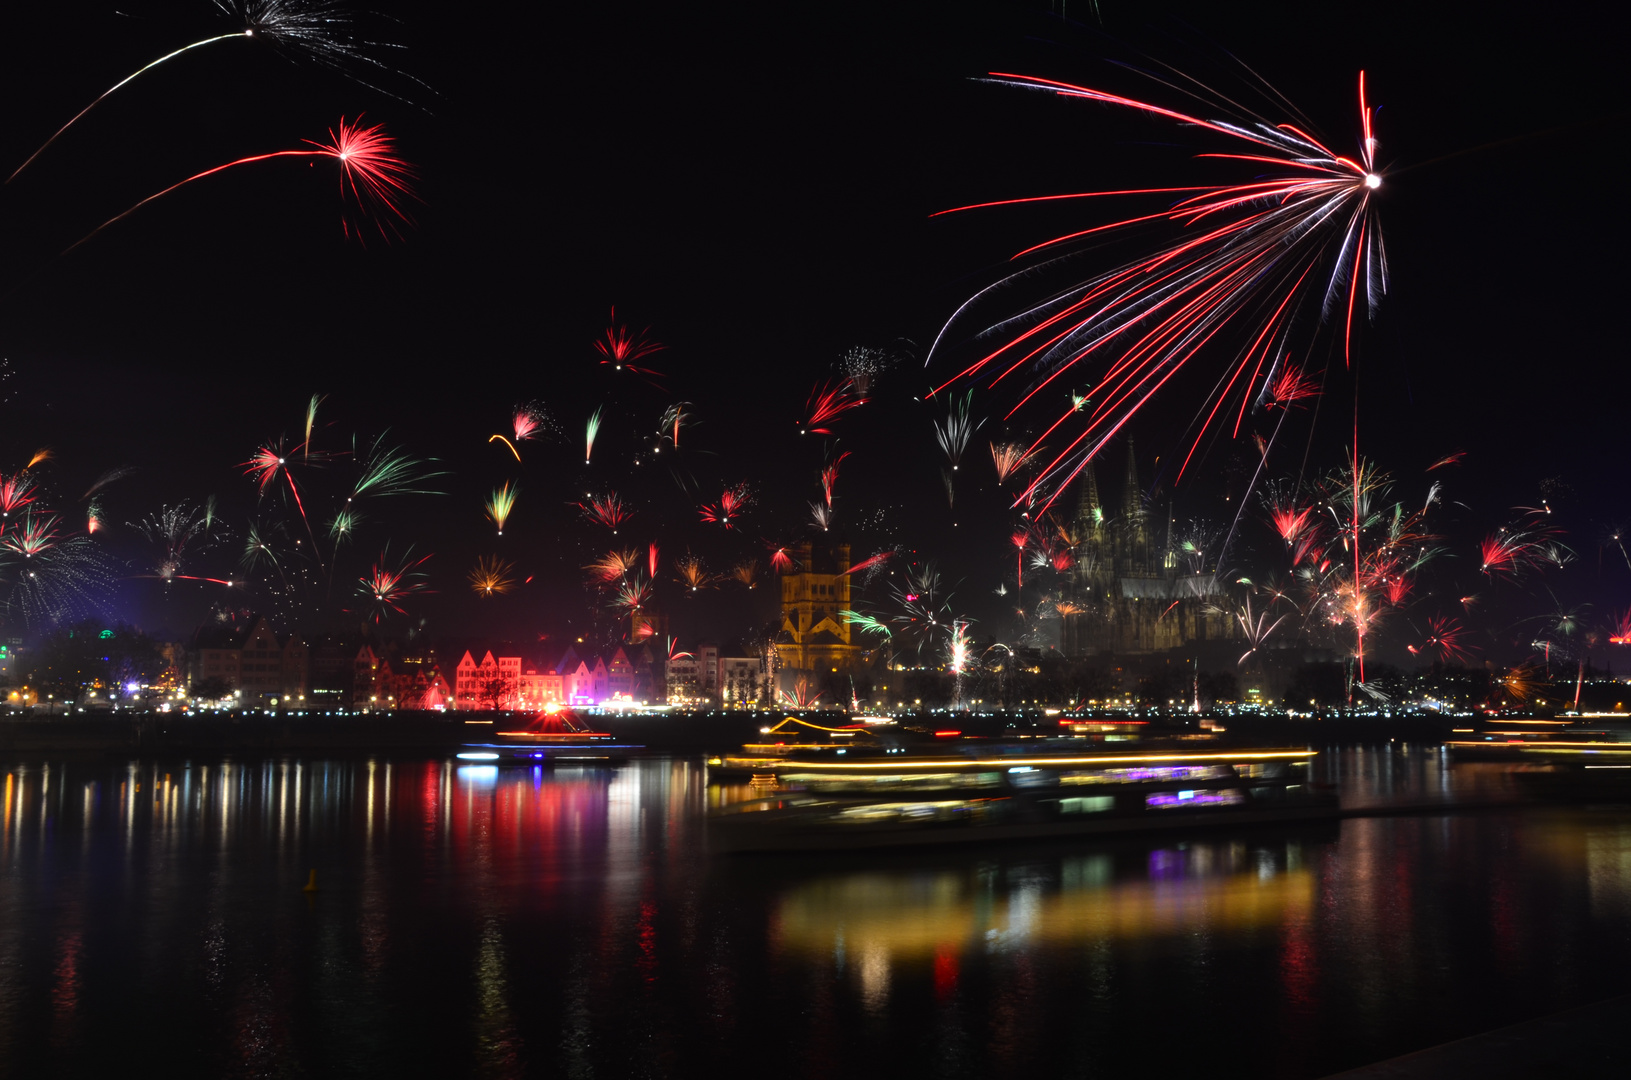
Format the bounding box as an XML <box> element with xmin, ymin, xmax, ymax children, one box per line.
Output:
<box><xmin>777</xmin><ymin>846</ymin><xmax>1314</xmax><ymax>961</ymax></box>
<box><xmin>0</xmin><ymin>752</ymin><xmax>1630</xmax><ymax>1078</ymax></box>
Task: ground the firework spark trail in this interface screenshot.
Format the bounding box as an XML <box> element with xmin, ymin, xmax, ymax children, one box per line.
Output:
<box><xmin>840</xmin><ymin>551</ymin><xmax>892</xmax><ymax>577</ymax></box>
<box><xmin>1411</xmin><ymin>614</ymin><xmax>1474</xmax><ymax>662</ymax></box>
<box><xmin>766</xmin><ymin>543</ymin><xmax>793</xmax><ymax>573</ymax></box>
<box><xmin>821</xmin><ymin>452</ymin><xmax>850</xmax><ymax>509</ymax></box>
<box><xmin>699</xmin><ymin>484</ymin><xmax>751</xmax><ymax>529</ymax></box>
<box><xmin>594</xmin><ymin>310</ymin><xmax>665</xmax><ymax>376</ymax></box>
<box><xmin>1011</xmin><ymin>528</ymin><xmax>1030</xmax><ymax>588</ymax></box>
<box><xmin>468</xmin><ymin>555</ymin><xmax>515</xmax><ymax>596</ymax></box>
<box><xmin>585</xmin><ymin>407</ymin><xmax>603</xmax><ymax>465</ymax></box>
<box><xmin>65</xmin><ymin>117</ymin><xmax>416</xmax><ymax>255</ymax></box>
<box><xmin>802</xmin><ymin>378</ymin><xmax>867</xmax><ymax>435</ymax></box>
<box><xmin>612</xmin><ymin>575</ymin><xmax>652</xmax><ymax>616</ymax></box>
<box><xmin>485</xmin><ymin>481</ymin><xmax>517</xmax><ymax>535</ymax></box>
<box><xmin>990</xmin><ymin>441</ymin><xmax>1033</xmax><ymax>484</ymax></box>
<box><xmin>244</xmin><ymin>442</ymin><xmax>325</xmax><ymax>569</ymax></box>
<box><xmin>934</xmin><ymin>390</ymin><xmax>982</xmax><ymax>471</ymax></box>
<box><xmin>0</xmin><ymin>474</ymin><xmax>39</xmax><ymax>534</ymax></box>
<box><xmin>674</xmin><ymin>554</ymin><xmax>713</xmax><ymax>592</ymax></box>
<box><xmin>657</xmin><ymin>403</ymin><xmax>693</xmax><ymax>449</ymax></box>
<box><xmin>585</xmin><ymin>548</ymin><xmax>638</xmax><ymax>584</ymax></box>
<box><xmin>731</xmin><ymin>559</ymin><xmax>760</xmax><ymax>589</ymax></box>
<box><xmin>932</xmin><ymin>71</ymin><xmax>1385</xmax><ymax>510</ymax></box>
<box><xmin>8</xmin><ymin>33</ymin><xmax>249</xmax><ymax>184</ymax></box>
<box><xmin>808</xmin><ymin>501</ymin><xmax>832</xmax><ymax>531</ymax></box>
<box><xmin>358</xmin><ymin>548</ymin><xmax>431</xmax><ymax>622</ymax></box>
<box><xmin>578</xmin><ymin>492</ymin><xmax>631</xmax><ymax>532</ymax></box>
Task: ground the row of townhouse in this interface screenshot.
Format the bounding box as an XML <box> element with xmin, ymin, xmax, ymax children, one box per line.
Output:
<box><xmin>187</xmin><ymin>614</ymin><xmax>769</xmax><ymax>710</ymax></box>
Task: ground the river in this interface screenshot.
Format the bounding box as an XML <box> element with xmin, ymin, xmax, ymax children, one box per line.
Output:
<box><xmin>2</xmin><ymin>747</ymin><xmax>1629</xmax><ymax>1077</ymax></box>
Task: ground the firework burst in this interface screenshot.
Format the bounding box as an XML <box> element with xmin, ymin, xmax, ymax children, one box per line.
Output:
<box><xmin>585</xmin><ymin>548</ymin><xmax>638</xmax><ymax>585</ymax></box>
<box><xmin>485</xmin><ymin>481</ymin><xmax>517</xmax><ymax>536</ymax></box>
<box><xmin>357</xmin><ymin>548</ymin><xmax>431</xmax><ymax>623</ymax></box>
<box><xmin>67</xmin><ymin>116</ymin><xmax>416</xmax><ymax>254</ymax></box>
<box><xmin>468</xmin><ymin>555</ymin><xmax>516</xmax><ymax>597</ymax></box>
<box><xmin>990</xmin><ymin>441</ymin><xmax>1033</xmax><ymax>484</ymax></box>
<box><xmin>594</xmin><ymin>310</ymin><xmax>665</xmax><ymax>377</ymax></box>
<box><xmin>932</xmin><ymin>70</ymin><xmax>1387</xmax><ymax>507</ymax></box>
<box><xmin>801</xmin><ymin>378</ymin><xmax>866</xmax><ymax>435</ymax></box>
<box><xmin>578</xmin><ymin>492</ymin><xmax>632</xmax><ymax>533</ymax></box>
<box><xmin>674</xmin><ymin>554</ymin><xmax>714</xmax><ymax>593</ymax></box>
<box><xmin>699</xmin><ymin>483</ymin><xmax>752</xmax><ymax>529</ymax></box>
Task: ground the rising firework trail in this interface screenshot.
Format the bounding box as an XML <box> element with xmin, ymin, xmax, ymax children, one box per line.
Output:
<box><xmin>65</xmin><ymin>117</ymin><xmax>416</xmax><ymax>254</ymax></box>
<box><xmin>585</xmin><ymin>407</ymin><xmax>603</xmax><ymax>465</ymax></box>
<box><xmin>932</xmin><ymin>70</ymin><xmax>1386</xmax><ymax>509</ymax></box>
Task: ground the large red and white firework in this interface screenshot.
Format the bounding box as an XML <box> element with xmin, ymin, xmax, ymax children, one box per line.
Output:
<box><xmin>932</xmin><ymin>71</ymin><xmax>1387</xmax><ymax>509</ymax></box>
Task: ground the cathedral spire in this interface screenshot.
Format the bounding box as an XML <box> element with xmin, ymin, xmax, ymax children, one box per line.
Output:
<box><xmin>1075</xmin><ymin>458</ymin><xmax>1103</xmax><ymax>529</ymax></box>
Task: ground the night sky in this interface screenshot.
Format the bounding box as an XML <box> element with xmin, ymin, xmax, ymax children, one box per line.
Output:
<box><xmin>0</xmin><ymin>1</ymin><xmax>1623</xmax><ymax>663</ymax></box>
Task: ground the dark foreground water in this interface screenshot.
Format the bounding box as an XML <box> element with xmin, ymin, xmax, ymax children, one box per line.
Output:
<box><xmin>2</xmin><ymin>748</ymin><xmax>1630</xmax><ymax>1078</ymax></box>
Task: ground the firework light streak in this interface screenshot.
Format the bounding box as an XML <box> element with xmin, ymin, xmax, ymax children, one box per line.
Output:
<box><xmin>65</xmin><ymin>117</ymin><xmax>416</xmax><ymax>254</ymax></box>
<box><xmin>647</xmin><ymin>541</ymin><xmax>660</xmax><ymax>578</ymax></box>
<box><xmin>801</xmin><ymin>378</ymin><xmax>867</xmax><ymax>435</ymax></box>
<box><xmin>841</xmin><ymin>551</ymin><xmax>892</xmax><ymax>577</ymax></box>
<box><xmin>485</xmin><ymin>481</ymin><xmax>517</xmax><ymax>536</ymax></box>
<box><xmin>931</xmin><ymin>71</ymin><xmax>1386</xmax><ymax>509</ymax></box>
<box><xmin>821</xmin><ymin>452</ymin><xmax>850</xmax><ymax>509</ymax></box>
<box><xmin>357</xmin><ymin>549</ymin><xmax>431</xmax><ymax>623</ymax></box>
<box><xmin>766</xmin><ymin>543</ymin><xmax>793</xmax><ymax>573</ymax></box>
<box><xmin>585</xmin><ymin>407</ymin><xmax>603</xmax><ymax>465</ymax></box>
<box><xmin>578</xmin><ymin>492</ymin><xmax>631</xmax><ymax>533</ymax></box>
<box><xmin>1236</xmin><ymin>597</ymin><xmax>1288</xmax><ymax>666</ymax></box>
<box><xmin>990</xmin><ymin>442</ymin><xmax>1033</xmax><ymax>484</ymax></box>
<box><xmin>699</xmin><ymin>484</ymin><xmax>751</xmax><ymax>529</ymax></box>
<box><xmin>468</xmin><ymin>555</ymin><xmax>516</xmax><ymax>597</ymax></box>
<box><xmin>674</xmin><ymin>554</ymin><xmax>713</xmax><ymax>592</ymax></box>
<box><xmin>594</xmin><ymin>310</ymin><xmax>665</xmax><ymax>376</ymax></box>
<box><xmin>586</xmin><ymin>548</ymin><xmax>638</xmax><ymax>584</ymax></box>
<box><xmin>933</xmin><ymin>390</ymin><xmax>982</xmax><ymax>471</ymax></box>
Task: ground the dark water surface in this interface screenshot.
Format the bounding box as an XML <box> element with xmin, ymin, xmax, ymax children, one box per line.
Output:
<box><xmin>3</xmin><ymin>748</ymin><xmax>1630</xmax><ymax>1078</ymax></box>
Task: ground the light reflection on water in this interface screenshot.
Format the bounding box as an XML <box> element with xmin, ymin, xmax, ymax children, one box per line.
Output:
<box><xmin>0</xmin><ymin>750</ymin><xmax>1630</xmax><ymax>1078</ymax></box>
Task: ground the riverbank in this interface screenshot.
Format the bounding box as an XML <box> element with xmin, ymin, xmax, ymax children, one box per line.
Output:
<box><xmin>0</xmin><ymin>708</ymin><xmax>1477</xmax><ymax>756</ymax></box>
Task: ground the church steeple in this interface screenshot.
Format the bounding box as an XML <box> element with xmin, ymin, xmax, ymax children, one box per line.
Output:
<box><xmin>1123</xmin><ymin>440</ymin><xmax>1148</xmax><ymax>560</ymax></box>
<box><xmin>1075</xmin><ymin>458</ymin><xmax>1103</xmax><ymax>530</ymax></box>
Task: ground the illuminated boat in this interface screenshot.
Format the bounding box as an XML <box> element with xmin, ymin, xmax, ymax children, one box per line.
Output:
<box><xmin>457</xmin><ymin>705</ymin><xmax>642</xmax><ymax>765</ymax></box>
<box><xmin>706</xmin><ymin>745</ymin><xmax>1336</xmax><ymax>853</ymax></box>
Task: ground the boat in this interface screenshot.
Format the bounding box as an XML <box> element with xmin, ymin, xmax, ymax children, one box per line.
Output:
<box><xmin>706</xmin><ymin>743</ymin><xmax>1336</xmax><ymax>853</ymax></box>
<box><xmin>457</xmin><ymin>705</ymin><xmax>642</xmax><ymax>765</ymax></box>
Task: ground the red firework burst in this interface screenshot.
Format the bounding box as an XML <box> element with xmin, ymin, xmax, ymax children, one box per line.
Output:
<box><xmin>932</xmin><ymin>71</ymin><xmax>1386</xmax><ymax>507</ymax></box>
<box><xmin>68</xmin><ymin>116</ymin><xmax>415</xmax><ymax>253</ymax></box>
<box><xmin>766</xmin><ymin>542</ymin><xmax>794</xmax><ymax>573</ymax></box>
<box><xmin>1263</xmin><ymin>363</ymin><xmax>1321</xmax><ymax>410</ymax></box>
<box><xmin>699</xmin><ymin>484</ymin><xmax>752</xmax><ymax>529</ymax></box>
<box><xmin>578</xmin><ymin>493</ymin><xmax>632</xmax><ymax>532</ymax></box>
<box><xmin>0</xmin><ymin>474</ymin><xmax>39</xmax><ymax>532</ymax></box>
<box><xmin>821</xmin><ymin>452</ymin><xmax>850</xmax><ymax>509</ymax></box>
<box><xmin>1417</xmin><ymin>615</ymin><xmax>1474</xmax><ymax>663</ymax></box>
<box><xmin>594</xmin><ymin>309</ymin><xmax>665</xmax><ymax>376</ymax></box>
<box><xmin>801</xmin><ymin>378</ymin><xmax>867</xmax><ymax>435</ymax></box>
<box><xmin>358</xmin><ymin>550</ymin><xmax>432</xmax><ymax>623</ymax></box>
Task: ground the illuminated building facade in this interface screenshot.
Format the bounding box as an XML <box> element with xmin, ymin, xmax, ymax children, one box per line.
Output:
<box><xmin>1061</xmin><ymin>443</ymin><xmax>1237</xmax><ymax>657</ymax></box>
<box><xmin>776</xmin><ymin>542</ymin><xmax>864</xmax><ymax>678</ymax></box>
<box><xmin>186</xmin><ymin>613</ymin><xmax>309</xmax><ymax>703</ymax></box>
